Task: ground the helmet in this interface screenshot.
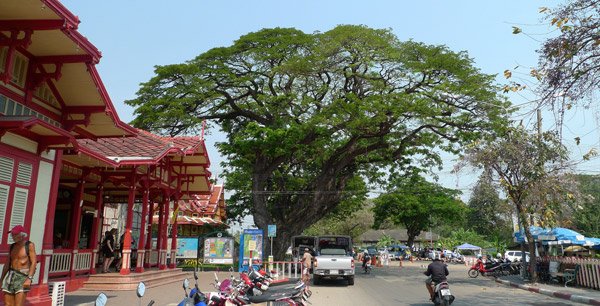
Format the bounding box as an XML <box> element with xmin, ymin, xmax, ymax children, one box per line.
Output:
<box><xmin>497</xmin><ymin>253</ymin><xmax>502</xmax><ymax>258</ymax></box>
<box><xmin>477</xmin><ymin>254</ymin><xmax>482</xmax><ymax>259</ymax></box>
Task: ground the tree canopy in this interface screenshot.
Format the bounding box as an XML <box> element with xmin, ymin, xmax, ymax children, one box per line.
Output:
<box><xmin>537</xmin><ymin>1</ymin><xmax>600</xmax><ymax>107</ymax></box>
<box><xmin>126</xmin><ymin>25</ymin><xmax>510</xmax><ymax>258</ymax></box>
<box><xmin>466</xmin><ymin>172</ymin><xmax>512</xmax><ymax>240</ymax></box>
<box><xmin>372</xmin><ymin>174</ymin><xmax>467</xmax><ymax>247</ymax></box>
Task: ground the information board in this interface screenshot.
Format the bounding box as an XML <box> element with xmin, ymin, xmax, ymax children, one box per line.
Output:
<box><xmin>238</xmin><ymin>228</ymin><xmax>264</xmax><ymax>271</ymax></box>
<box><xmin>176</xmin><ymin>238</ymin><xmax>198</xmax><ymax>259</ymax></box>
<box><xmin>204</xmin><ymin>237</ymin><xmax>234</xmax><ymax>264</ymax></box>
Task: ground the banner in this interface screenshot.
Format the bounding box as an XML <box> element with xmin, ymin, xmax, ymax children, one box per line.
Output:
<box><xmin>204</xmin><ymin>237</ymin><xmax>234</xmax><ymax>264</ymax></box>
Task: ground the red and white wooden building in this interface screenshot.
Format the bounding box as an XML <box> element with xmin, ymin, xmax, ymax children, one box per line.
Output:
<box><xmin>0</xmin><ymin>1</ymin><xmax>223</xmax><ymax>305</ymax></box>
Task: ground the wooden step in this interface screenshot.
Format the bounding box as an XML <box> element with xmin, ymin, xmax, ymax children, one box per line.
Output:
<box><xmin>81</xmin><ymin>269</ymin><xmax>189</xmax><ymax>291</ymax></box>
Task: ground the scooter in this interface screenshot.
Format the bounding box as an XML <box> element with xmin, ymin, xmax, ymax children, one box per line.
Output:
<box><xmin>431</xmin><ymin>281</ymin><xmax>454</xmax><ymax>306</ymax></box>
<box><xmin>468</xmin><ymin>258</ymin><xmax>508</xmax><ymax>278</ymax></box>
<box><xmin>177</xmin><ymin>271</ymin><xmax>207</xmax><ymax>306</ymax></box>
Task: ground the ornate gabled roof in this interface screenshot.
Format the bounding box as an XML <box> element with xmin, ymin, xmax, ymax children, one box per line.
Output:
<box><xmin>73</xmin><ymin>128</ymin><xmax>209</xmax><ymax>166</ymax></box>
<box><xmin>179</xmin><ymin>185</ymin><xmax>223</xmax><ymax>215</ymax></box>
<box><xmin>0</xmin><ymin>0</ymin><xmax>136</xmax><ymax>138</ymax></box>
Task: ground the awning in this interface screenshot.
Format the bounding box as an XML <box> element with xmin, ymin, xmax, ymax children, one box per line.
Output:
<box><xmin>0</xmin><ymin>116</ymin><xmax>76</xmax><ymax>152</ymax></box>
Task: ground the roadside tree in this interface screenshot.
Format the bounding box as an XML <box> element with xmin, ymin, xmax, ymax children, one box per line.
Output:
<box><xmin>126</xmin><ymin>25</ymin><xmax>509</xmax><ymax>259</ymax></box>
<box><xmin>459</xmin><ymin>126</ymin><xmax>579</xmax><ymax>282</ymax></box>
<box><xmin>466</xmin><ymin>172</ymin><xmax>513</xmax><ymax>240</ymax></box>
<box><xmin>372</xmin><ymin>174</ymin><xmax>467</xmax><ymax>248</ymax></box>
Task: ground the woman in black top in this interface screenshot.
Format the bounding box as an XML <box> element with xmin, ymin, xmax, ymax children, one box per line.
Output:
<box><xmin>101</xmin><ymin>229</ymin><xmax>116</xmax><ymax>273</ymax></box>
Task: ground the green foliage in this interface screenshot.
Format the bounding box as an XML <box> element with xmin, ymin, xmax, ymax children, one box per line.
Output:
<box><xmin>373</xmin><ymin>174</ymin><xmax>468</xmax><ymax>246</ymax></box>
<box><xmin>466</xmin><ymin>172</ymin><xmax>513</xmax><ymax>239</ymax></box>
<box><xmin>304</xmin><ymin>201</ymin><xmax>374</xmax><ymax>241</ymax></box>
<box><xmin>573</xmin><ymin>174</ymin><xmax>600</xmax><ymax>237</ymax></box>
<box><xmin>377</xmin><ymin>234</ymin><xmax>395</xmax><ymax>248</ymax></box>
<box><xmin>126</xmin><ymin>25</ymin><xmax>510</xmax><ymax>258</ymax></box>
<box><xmin>441</xmin><ymin>228</ymin><xmax>487</xmax><ymax>249</ymax></box>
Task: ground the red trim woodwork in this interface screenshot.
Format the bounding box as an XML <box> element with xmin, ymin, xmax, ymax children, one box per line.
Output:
<box><xmin>0</xmin><ymin>20</ymin><xmax>66</xmax><ymax>31</ymax></box>
<box><xmin>36</xmin><ymin>54</ymin><xmax>95</xmax><ymax>64</ymax></box>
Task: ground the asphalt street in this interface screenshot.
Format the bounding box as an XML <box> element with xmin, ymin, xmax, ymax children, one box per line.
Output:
<box><xmin>65</xmin><ymin>261</ymin><xmax>579</xmax><ymax>305</ymax></box>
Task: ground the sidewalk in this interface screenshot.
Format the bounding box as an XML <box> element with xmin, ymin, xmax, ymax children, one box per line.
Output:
<box><xmin>496</xmin><ymin>275</ymin><xmax>600</xmax><ymax>305</ymax></box>
<box><xmin>65</xmin><ymin>270</ymin><xmax>290</xmax><ymax>306</ymax></box>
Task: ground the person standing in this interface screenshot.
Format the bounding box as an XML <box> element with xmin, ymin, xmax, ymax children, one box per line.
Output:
<box><xmin>301</xmin><ymin>248</ymin><xmax>313</xmax><ymax>288</ymax></box>
<box><xmin>1</xmin><ymin>225</ymin><xmax>37</xmax><ymax>306</ymax></box>
<box><xmin>101</xmin><ymin>229</ymin><xmax>116</xmax><ymax>273</ymax></box>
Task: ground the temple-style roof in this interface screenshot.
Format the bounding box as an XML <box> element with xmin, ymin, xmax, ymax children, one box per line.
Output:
<box><xmin>153</xmin><ymin>184</ymin><xmax>227</xmax><ymax>227</ymax></box>
<box><xmin>178</xmin><ymin>185</ymin><xmax>223</xmax><ymax>215</ymax></box>
<box><xmin>0</xmin><ymin>0</ymin><xmax>135</xmax><ymax>138</ymax></box>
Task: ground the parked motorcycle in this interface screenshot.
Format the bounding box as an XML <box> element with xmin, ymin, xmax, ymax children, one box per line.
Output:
<box><xmin>207</xmin><ymin>271</ymin><xmax>309</xmax><ymax>306</ymax></box>
<box><xmin>178</xmin><ymin>270</ymin><xmax>207</xmax><ymax>306</ymax></box>
<box><xmin>468</xmin><ymin>257</ymin><xmax>515</xmax><ymax>278</ymax></box>
<box><xmin>431</xmin><ymin>281</ymin><xmax>454</xmax><ymax>306</ymax></box>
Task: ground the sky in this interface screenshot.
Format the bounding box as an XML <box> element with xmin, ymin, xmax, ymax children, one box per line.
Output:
<box><xmin>60</xmin><ymin>0</ymin><xmax>600</xmax><ymax>208</ymax></box>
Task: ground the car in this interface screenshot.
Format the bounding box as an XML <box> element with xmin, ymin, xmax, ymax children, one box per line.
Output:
<box><xmin>505</xmin><ymin>250</ymin><xmax>530</xmax><ymax>262</ymax></box>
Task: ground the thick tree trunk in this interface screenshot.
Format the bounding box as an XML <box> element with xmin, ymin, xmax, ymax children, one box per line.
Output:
<box><xmin>406</xmin><ymin>227</ymin><xmax>421</xmax><ymax>249</ymax></box>
<box><xmin>249</xmin><ymin>153</ymin><xmax>358</xmax><ymax>261</ymax></box>
<box><xmin>515</xmin><ymin>201</ymin><xmax>537</xmax><ymax>282</ymax></box>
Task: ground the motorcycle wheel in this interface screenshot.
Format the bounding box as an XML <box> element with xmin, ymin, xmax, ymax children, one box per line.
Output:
<box><xmin>468</xmin><ymin>268</ymin><xmax>479</xmax><ymax>278</ymax></box>
<box><xmin>441</xmin><ymin>297</ymin><xmax>450</xmax><ymax>306</ymax></box>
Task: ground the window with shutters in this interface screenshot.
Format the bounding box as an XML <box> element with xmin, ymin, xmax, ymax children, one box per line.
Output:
<box><xmin>0</xmin><ymin>157</ymin><xmax>14</xmax><ymax>183</ymax></box>
<box><xmin>0</xmin><ymin>151</ymin><xmax>38</xmax><ymax>246</ymax></box>
<box><xmin>0</xmin><ymin>185</ymin><xmax>8</xmax><ymax>245</ymax></box>
<box><xmin>11</xmin><ymin>52</ymin><xmax>28</xmax><ymax>87</ymax></box>
<box><xmin>7</xmin><ymin>188</ymin><xmax>27</xmax><ymax>244</ymax></box>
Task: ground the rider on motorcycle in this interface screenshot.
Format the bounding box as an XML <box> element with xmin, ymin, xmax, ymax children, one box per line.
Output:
<box><xmin>424</xmin><ymin>253</ymin><xmax>449</xmax><ymax>302</ymax></box>
<box><xmin>362</xmin><ymin>251</ymin><xmax>371</xmax><ymax>269</ymax></box>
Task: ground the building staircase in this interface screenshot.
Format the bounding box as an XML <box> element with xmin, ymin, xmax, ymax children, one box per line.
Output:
<box><xmin>80</xmin><ymin>268</ymin><xmax>189</xmax><ymax>291</ymax></box>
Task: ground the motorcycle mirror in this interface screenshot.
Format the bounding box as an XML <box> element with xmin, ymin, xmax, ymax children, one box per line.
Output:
<box><xmin>136</xmin><ymin>282</ymin><xmax>146</xmax><ymax>298</ymax></box>
<box><xmin>95</xmin><ymin>292</ymin><xmax>108</xmax><ymax>306</ymax></box>
<box><xmin>183</xmin><ymin>278</ymin><xmax>189</xmax><ymax>289</ymax></box>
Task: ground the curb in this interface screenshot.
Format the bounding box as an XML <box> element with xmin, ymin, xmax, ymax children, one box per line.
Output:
<box><xmin>495</xmin><ymin>279</ymin><xmax>600</xmax><ymax>305</ymax></box>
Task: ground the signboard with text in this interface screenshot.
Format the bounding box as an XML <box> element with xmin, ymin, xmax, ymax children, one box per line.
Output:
<box><xmin>238</xmin><ymin>229</ymin><xmax>263</xmax><ymax>272</ymax></box>
<box><xmin>176</xmin><ymin>238</ymin><xmax>198</xmax><ymax>259</ymax></box>
<box><xmin>203</xmin><ymin>237</ymin><xmax>234</xmax><ymax>264</ymax></box>
<box><xmin>268</xmin><ymin>224</ymin><xmax>276</xmax><ymax>237</ymax></box>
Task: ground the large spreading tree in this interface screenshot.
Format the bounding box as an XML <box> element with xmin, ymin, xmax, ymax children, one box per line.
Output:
<box><xmin>126</xmin><ymin>25</ymin><xmax>509</xmax><ymax>259</ymax></box>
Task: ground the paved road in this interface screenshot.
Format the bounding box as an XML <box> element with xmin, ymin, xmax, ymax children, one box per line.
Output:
<box><xmin>308</xmin><ymin>261</ymin><xmax>578</xmax><ymax>306</ymax></box>
<box><xmin>65</xmin><ymin>262</ymin><xmax>579</xmax><ymax>305</ymax></box>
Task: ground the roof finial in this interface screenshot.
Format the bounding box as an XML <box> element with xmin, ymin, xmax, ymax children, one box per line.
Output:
<box><xmin>200</xmin><ymin>120</ymin><xmax>206</xmax><ymax>140</ymax></box>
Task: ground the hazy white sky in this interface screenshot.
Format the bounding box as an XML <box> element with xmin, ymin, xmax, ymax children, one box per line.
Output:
<box><xmin>60</xmin><ymin>0</ymin><xmax>599</xmax><ymax>203</ymax></box>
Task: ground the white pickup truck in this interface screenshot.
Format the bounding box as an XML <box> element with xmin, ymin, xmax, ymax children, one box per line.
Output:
<box><xmin>313</xmin><ymin>235</ymin><xmax>355</xmax><ymax>285</ymax></box>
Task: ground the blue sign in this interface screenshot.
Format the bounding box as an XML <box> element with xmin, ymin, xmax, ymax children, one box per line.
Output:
<box><xmin>238</xmin><ymin>229</ymin><xmax>264</xmax><ymax>272</ymax></box>
<box><xmin>268</xmin><ymin>225</ymin><xmax>276</xmax><ymax>237</ymax></box>
<box><xmin>175</xmin><ymin>238</ymin><xmax>198</xmax><ymax>258</ymax></box>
